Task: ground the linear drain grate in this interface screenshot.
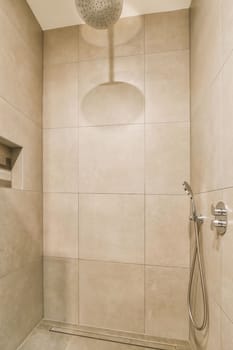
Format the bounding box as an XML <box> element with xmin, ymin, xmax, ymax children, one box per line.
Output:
<box><xmin>50</xmin><ymin>327</ymin><xmax>177</xmax><ymax>350</ymax></box>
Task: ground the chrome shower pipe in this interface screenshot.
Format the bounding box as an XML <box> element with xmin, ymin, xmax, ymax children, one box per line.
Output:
<box><xmin>183</xmin><ymin>181</ymin><xmax>208</xmax><ymax>331</ymax></box>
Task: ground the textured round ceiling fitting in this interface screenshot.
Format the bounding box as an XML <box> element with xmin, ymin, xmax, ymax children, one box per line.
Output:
<box><xmin>75</xmin><ymin>0</ymin><xmax>123</xmax><ymax>29</ymax></box>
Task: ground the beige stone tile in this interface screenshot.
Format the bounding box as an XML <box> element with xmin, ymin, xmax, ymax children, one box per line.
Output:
<box><xmin>23</xmin><ymin>124</ymin><xmax>42</xmax><ymax>192</ymax></box>
<box><xmin>79</xmin><ymin>260</ymin><xmax>144</xmax><ymax>332</ymax></box>
<box><xmin>44</xmin><ymin>193</ymin><xmax>78</xmax><ymax>259</ymax></box>
<box><xmin>44</xmin><ymin>26</ymin><xmax>78</xmax><ymax>65</ymax></box>
<box><xmin>196</xmin><ymin>191</ymin><xmax>223</xmax><ymax>306</ymax></box>
<box><xmin>79</xmin><ymin>194</ymin><xmax>144</xmax><ymax>263</ymax></box>
<box><xmin>221</xmin><ymin>52</ymin><xmax>233</xmax><ymax>189</ymax></box>
<box><xmin>0</xmin><ymin>261</ymin><xmax>43</xmax><ymax>350</ymax></box>
<box><xmin>145</xmin><ymin>10</ymin><xmax>189</xmax><ymax>54</ymax></box>
<box><xmin>191</xmin><ymin>76</ymin><xmax>222</xmax><ymax>193</ymax></box>
<box><xmin>222</xmin><ymin>188</ymin><xmax>233</xmax><ymax>322</ymax></box>
<box><xmin>0</xmin><ymin>92</ymin><xmax>42</xmax><ymax>192</ymax></box>
<box><xmin>79</xmin><ymin>16</ymin><xmax>144</xmax><ymax>61</ymax></box>
<box><xmin>191</xmin><ymin>0</ymin><xmax>222</xmax><ymax>111</ymax></box>
<box><xmin>0</xmin><ymin>8</ymin><xmax>42</xmax><ymax>125</ymax></box>
<box><xmin>145</xmin><ymin>266</ymin><xmax>189</xmax><ymax>340</ymax></box>
<box><xmin>67</xmin><ymin>336</ymin><xmax>151</xmax><ymax>350</ymax></box>
<box><xmin>145</xmin><ymin>195</ymin><xmax>189</xmax><ymax>267</ymax></box>
<box><xmin>43</xmin><ymin>128</ymin><xmax>78</xmax><ymax>193</ymax></box>
<box><xmin>222</xmin><ymin>0</ymin><xmax>233</xmax><ymax>62</ymax></box>
<box><xmin>18</xmin><ymin>328</ymin><xmax>70</xmax><ymax>350</ymax></box>
<box><xmin>43</xmin><ymin>63</ymin><xmax>78</xmax><ymax>128</ymax></box>
<box><xmin>78</xmin><ymin>55</ymin><xmax>144</xmax><ymax>126</ymax></box>
<box><xmin>145</xmin><ymin>123</ymin><xmax>189</xmax><ymax>195</ymax></box>
<box><xmin>0</xmin><ymin>189</ymin><xmax>42</xmax><ymax>278</ymax></box>
<box><xmin>145</xmin><ymin>51</ymin><xmax>189</xmax><ymax>123</ymax></box>
<box><xmin>44</xmin><ymin>257</ymin><xmax>78</xmax><ymax>324</ymax></box>
<box><xmin>190</xmin><ymin>297</ymin><xmax>221</xmax><ymax>350</ymax></box>
<box><xmin>221</xmin><ymin>311</ymin><xmax>233</xmax><ymax>350</ymax></box>
<box><xmin>0</xmin><ymin>0</ymin><xmax>42</xmax><ymax>59</ymax></box>
<box><xmin>79</xmin><ymin>125</ymin><xmax>144</xmax><ymax>193</ymax></box>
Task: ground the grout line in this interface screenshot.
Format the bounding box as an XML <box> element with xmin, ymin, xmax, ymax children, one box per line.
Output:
<box><xmin>42</xmin><ymin>256</ymin><xmax>190</xmax><ymax>270</ymax></box>
<box><xmin>43</xmin><ymin>192</ymin><xmax>188</xmax><ymax>196</ymax></box>
<box><xmin>194</xmin><ymin>185</ymin><xmax>233</xmax><ymax>195</ymax></box>
<box><xmin>43</xmin><ymin>48</ymin><xmax>190</xmax><ymax>68</ymax></box>
<box><xmin>42</xmin><ymin>121</ymin><xmax>190</xmax><ymax>130</ymax></box>
<box><xmin>0</xmin><ymin>187</ymin><xmax>42</xmax><ymax>194</ymax></box>
<box><xmin>0</xmin><ymin>95</ymin><xmax>42</xmax><ymax>129</ymax></box>
<box><xmin>143</xmin><ymin>16</ymin><xmax>146</xmax><ymax>334</ymax></box>
<box><xmin>77</xmin><ymin>60</ymin><xmax>80</xmax><ymax>327</ymax></box>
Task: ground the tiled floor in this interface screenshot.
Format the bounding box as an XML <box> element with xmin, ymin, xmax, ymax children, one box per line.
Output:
<box><xmin>18</xmin><ymin>322</ymin><xmax>191</xmax><ymax>350</ymax></box>
<box><xmin>18</xmin><ymin>328</ymin><xmax>151</xmax><ymax>350</ymax></box>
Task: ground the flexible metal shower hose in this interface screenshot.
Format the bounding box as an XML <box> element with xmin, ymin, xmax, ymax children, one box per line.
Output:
<box><xmin>188</xmin><ymin>207</ymin><xmax>208</xmax><ymax>331</ymax></box>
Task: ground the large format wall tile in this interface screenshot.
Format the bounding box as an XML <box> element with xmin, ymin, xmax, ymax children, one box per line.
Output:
<box><xmin>145</xmin><ymin>51</ymin><xmax>189</xmax><ymax>123</ymax></box>
<box><xmin>191</xmin><ymin>0</ymin><xmax>222</xmax><ymax>111</ymax></box>
<box><xmin>0</xmin><ymin>98</ymin><xmax>42</xmax><ymax>192</ymax></box>
<box><xmin>221</xmin><ymin>52</ymin><xmax>233</xmax><ymax>189</ymax></box>
<box><xmin>0</xmin><ymin>189</ymin><xmax>42</xmax><ymax>278</ymax></box>
<box><xmin>145</xmin><ymin>195</ymin><xmax>189</xmax><ymax>267</ymax></box>
<box><xmin>191</xmin><ymin>76</ymin><xmax>222</xmax><ymax>193</ymax></box>
<box><xmin>145</xmin><ymin>10</ymin><xmax>189</xmax><ymax>54</ymax></box>
<box><xmin>43</xmin><ymin>63</ymin><xmax>78</xmax><ymax>128</ymax></box>
<box><xmin>78</xmin><ymin>55</ymin><xmax>145</xmax><ymax>126</ymax></box>
<box><xmin>79</xmin><ymin>125</ymin><xmax>144</xmax><ymax>193</ymax></box>
<box><xmin>79</xmin><ymin>260</ymin><xmax>144</xmax><ymax>332</ymax></box>
<box><xmin>145</xmin><ymin>123</ymin><xmax>189</xmax><ymax>194</ymax></box>
<box><xmin>196</xmin><ymin>191</ymin><xmax>223</xmax><ymax>306</ymax></box>
<box><xmin>221</xmin><ymin>311</ymin><xmax>233</xmax><ymax>350</ymax></box>
<box><xmin>0</xmin><ymin>0</ymin><xmax>42</xmax><ymax>59</ymax></box>
<box><xmin>79</xmin><ymin>194</ymin><xmax>144</xmax><ymax>263</ymax></box>
<box><xmin>0</xmin><ymin>261</ymin><xmax>43</xmax><ymax>350</ymax></box>
<box><xmin>0</xmin><ymin>7</ymin><xmax>42</xmax><ymax>125</ymax></box>
<box><xmin>44</xmin><ymin>193</ymin><xmax>78</xmax><ymax>259</ymax></box>
<box><xmin>221</xmin><ymin>0</ymin><xmax>233</xmax><ymax>62</ymax></box>
<box><xmin>222</xmin><ymin>188</ymin><xmax>233</xmax><ymax>323</ymax></box>
<box><xmin>145</xmin><ymin>266</ymin><xmax>189</xmax><ymax>340</ymax></box>
<box><xmin>44</xmin><ymin>26</ymin><xmax>79</xmax><ymax>66</ymax></box>
<box><xmin>44</xmin><ymin>257</ymin><xmax>78</xmax><ymax>324</ymax></box>
<box><xmin>190</xmin><ymin>297</ymin><xmax>221</xmax><ymax>350</ymax></box>
<box><xmin>79</xmin><ymin>16</ymin><xmax>144</xmax><ymax>61</ymax></box>
<box><xmin>43</xmin><ymin>128</ymin><xmax>78</xmax><ymax>193</ymax></box>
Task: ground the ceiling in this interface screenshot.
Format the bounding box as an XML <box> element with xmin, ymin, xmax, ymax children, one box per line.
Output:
<box><xmin>26</xmin><ymin>0</ymin><xmax>192</xmax><ymax>30</ymax></box>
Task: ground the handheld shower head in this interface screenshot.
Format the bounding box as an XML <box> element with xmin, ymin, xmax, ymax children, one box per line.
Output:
<box><xmin>183</xmin><ymin>181</ymin><xmax>194</xmax><ymax>199</ymax></box>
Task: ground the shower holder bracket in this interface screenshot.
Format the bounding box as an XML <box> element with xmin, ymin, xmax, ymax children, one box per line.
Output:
<box><xmin>211</xmin><ymin>201</ymin><xmax>228</xmax><ymax>236</ymax></box>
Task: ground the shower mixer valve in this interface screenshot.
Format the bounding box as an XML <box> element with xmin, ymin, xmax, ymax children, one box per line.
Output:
<box><xmin>211</xmin><ymin>201</ymin><xmax>228</xmax><ymax>236</ymax></box>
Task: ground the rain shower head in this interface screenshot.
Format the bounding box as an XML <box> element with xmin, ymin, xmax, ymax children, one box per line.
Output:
<box><xmin>183</xmin><ymin>181</ymin><xmax>194</xmax><ymax>199</ymax></box>
<box><xmin>75</xmin><ymin>0</ymin><xmax>124</xmax><ymax>29</ymax></box>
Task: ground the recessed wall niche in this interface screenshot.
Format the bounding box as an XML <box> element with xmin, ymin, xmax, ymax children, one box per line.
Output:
<box><xmin>0</xmin><ymin>137</ymin><xmax>22</xmax><ymax>188</ymax></box>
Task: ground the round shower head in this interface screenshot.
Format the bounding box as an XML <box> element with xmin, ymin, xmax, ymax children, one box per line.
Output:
<box><xmin>75</xmin><ymin>0</ymin><xmax>123</xmax><ymax>30</ymax></box>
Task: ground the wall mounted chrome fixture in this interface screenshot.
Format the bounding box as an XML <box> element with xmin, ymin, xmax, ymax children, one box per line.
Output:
<box><xmin>211</xmin><ymin>202</ymin><xmax>228</xmax><ymax>236</ymax></box>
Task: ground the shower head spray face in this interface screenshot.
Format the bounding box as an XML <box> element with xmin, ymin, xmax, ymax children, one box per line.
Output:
<box><xmin>183</xmin><ymin>181</ymin><xmax>194</xmax><ymax>199</ymax></box>
<box><xmin>75</xmin><ymin>0</ymin><xmax>123</xmax><ymax>29</ymax></box>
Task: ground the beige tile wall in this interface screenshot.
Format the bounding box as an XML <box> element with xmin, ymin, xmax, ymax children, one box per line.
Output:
<box><xmin>43</xmin><ymin>10</ymin><xmax>190</xmax><ymax>340</ymax></box>
<box><xmin>0</xmin><ymin>1</ymin><xmax>43</xmax><ymax>349</ymax></box>
<box><xmin>190</xmin><ymin>0</ymin><xmax>233</xmax><ymax>349</ymax></box>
